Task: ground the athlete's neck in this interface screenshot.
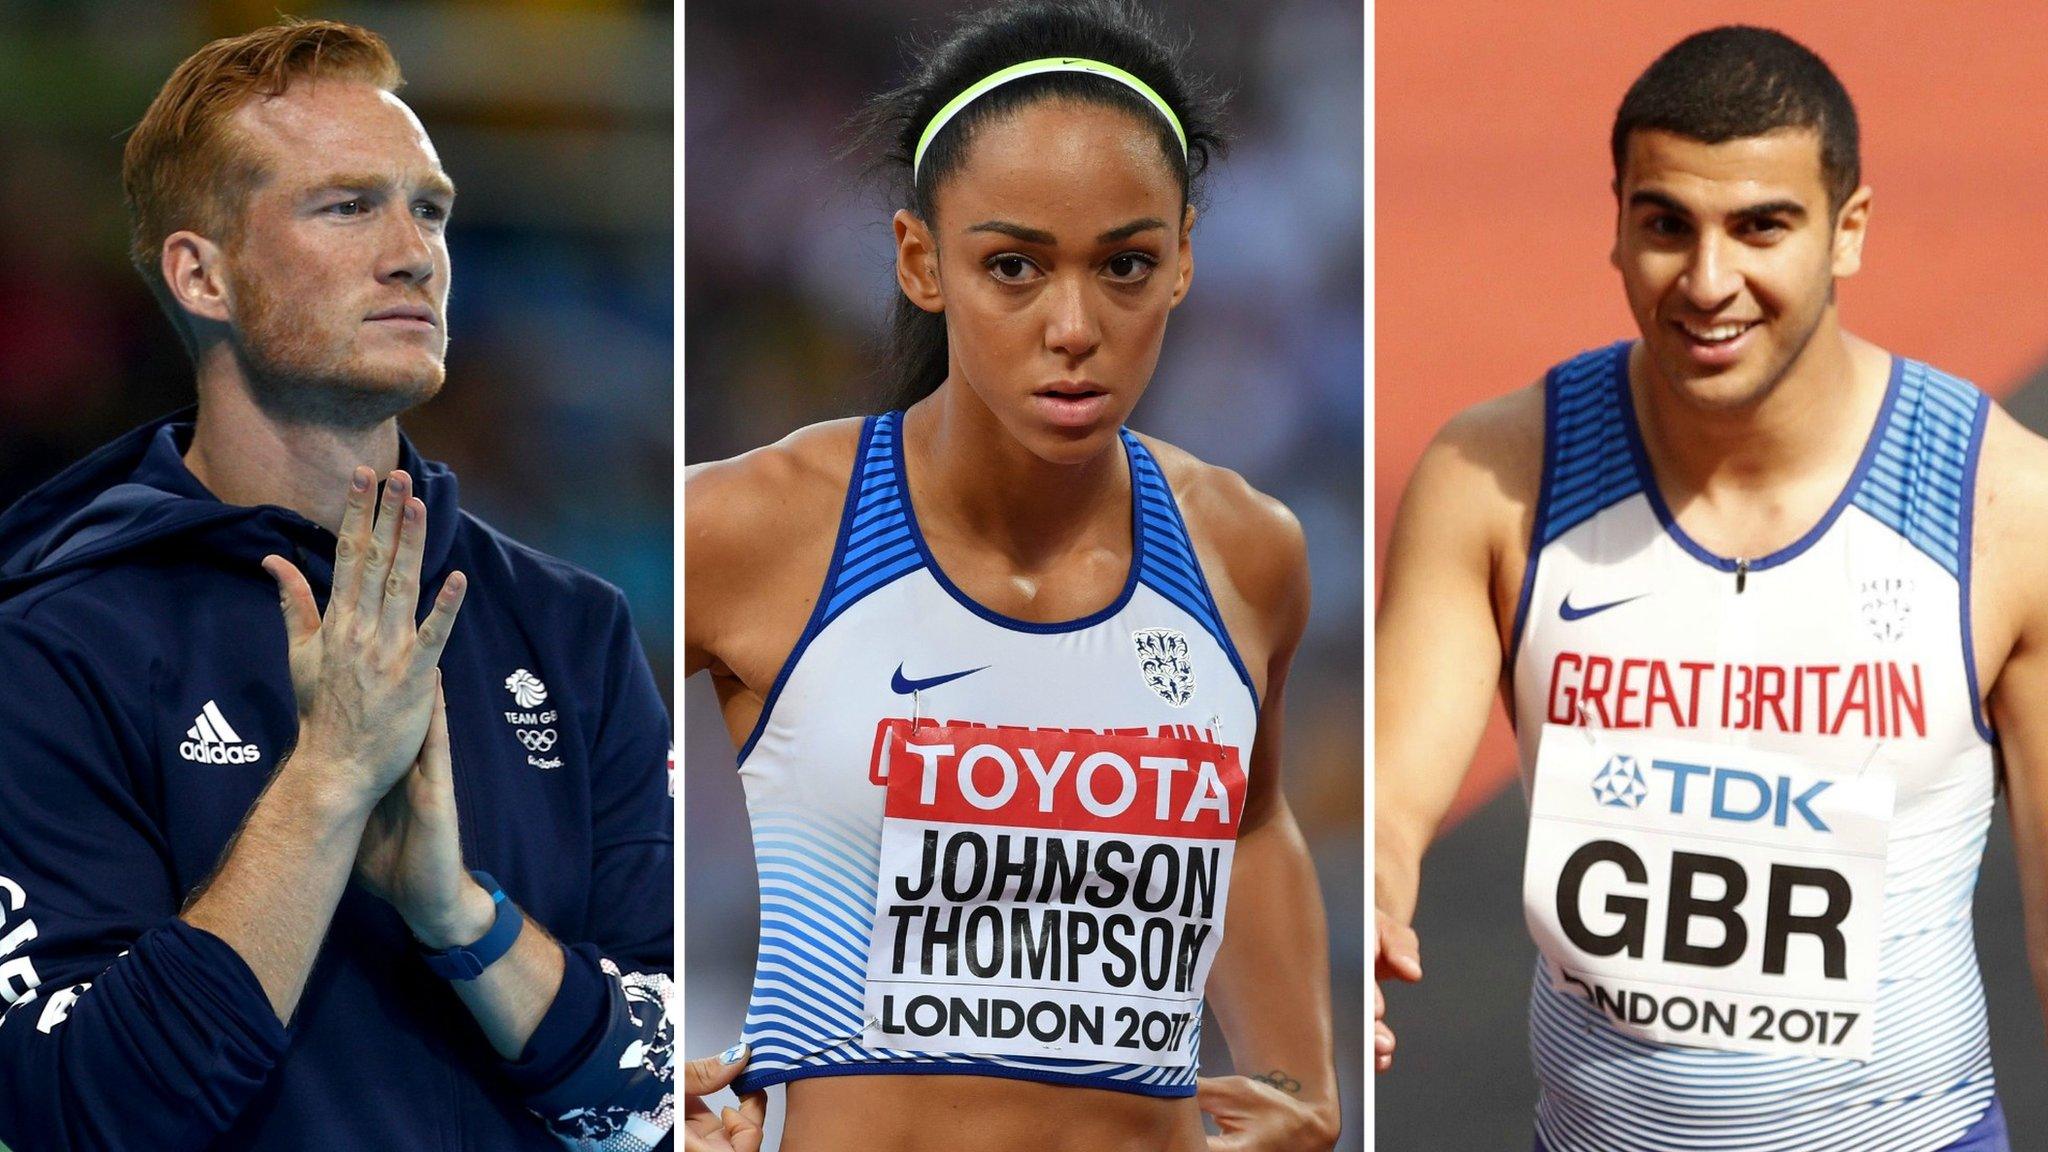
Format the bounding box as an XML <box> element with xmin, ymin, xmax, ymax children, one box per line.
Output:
<box><xmin>1629</xmin><ymin>318</ymin><xmax>1888</xmax><ymax>503</ymax></box>
<box><xmin>903</xmin><ymin>383</ymin><xmax>1130</xmax><ymax>567</ymax></box>
<box><xmin>183</xmin><ymin>371</ymin><xmax>401</xmax><ymax>534</ymax></box>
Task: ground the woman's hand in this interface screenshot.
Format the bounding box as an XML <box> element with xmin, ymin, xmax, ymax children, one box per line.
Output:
<box><xmin>683</xmin><ymin>1043</ymin><xmax>767</xmax><ymax>1152</ymax></box>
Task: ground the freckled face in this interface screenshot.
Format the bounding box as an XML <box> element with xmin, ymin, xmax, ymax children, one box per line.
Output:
<box><xmin>1613</xmin><ymin>128</ymin><xmax>1866</xmax><ymax>410</ymax></box>
<box><xmin>222</xmin><ymin>79</ymin><xmax>456</xmax><ymax>424</ymax></box>
<box><xmin>918</xmin><ymin>99</ymin><xmax>1191</xmax><ymax>463</ymax></box>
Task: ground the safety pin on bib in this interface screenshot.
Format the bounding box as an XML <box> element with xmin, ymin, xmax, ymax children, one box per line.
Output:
<box><xmin>1573</xmin><ymin>702</ymin><xmax>1608</xmax><ymax>753</ymax></box>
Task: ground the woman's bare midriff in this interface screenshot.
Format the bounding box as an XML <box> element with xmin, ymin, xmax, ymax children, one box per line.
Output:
<box><xmin>779</xmin><ymin>1073</ymin><xmax>1208</xmax><ymax>1152</ymax></box>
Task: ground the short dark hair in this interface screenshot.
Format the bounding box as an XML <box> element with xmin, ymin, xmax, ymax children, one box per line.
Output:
<box><xmin>850</xmin><ymin>0</ymin><xmax>1227</xmax><ymax>410</ymax></box>
<box><xmin>1611</xmin><ymin>26</ymin><xmax>1859</xmax><ymax>212</ymax></box>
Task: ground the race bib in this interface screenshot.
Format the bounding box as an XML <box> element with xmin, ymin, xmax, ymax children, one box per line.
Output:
<box><xmin>1523</xmin><ymin>725</ymin><xmax>1893</xmax><ymax>1060</ymax></box>
<box><xmin>861</xmin><ymin>718</ymin><xmax>1245</xmax><ymax>1066</ymax></box>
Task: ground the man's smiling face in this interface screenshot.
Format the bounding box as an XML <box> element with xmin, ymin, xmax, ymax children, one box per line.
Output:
<box><xmin>1612</xmin><ymin>126</ymin><xmax>1868</xmax><ymax>410</ymax></box>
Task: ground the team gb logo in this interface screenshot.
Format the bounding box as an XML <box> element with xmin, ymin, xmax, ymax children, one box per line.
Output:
<box><xmin>505</xmin><ymin>668</ymin><xmax>549</xmax><ymax>708</ymax></box>
<box><xmin>1860</xmin><ymin>577</ymin><xmax>1913</xmax><ymax>644</ymax></box>
<box><xmin>1131</xmin><ymin>627</ymin><xmax>1195</xmax><ymax>708</ymax></box>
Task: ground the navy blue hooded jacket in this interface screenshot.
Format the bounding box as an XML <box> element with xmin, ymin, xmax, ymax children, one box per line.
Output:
<box><xmin>0</xmin><ymin>414</ymin><xmax>674</xmax><ymax>1150</ymax></box>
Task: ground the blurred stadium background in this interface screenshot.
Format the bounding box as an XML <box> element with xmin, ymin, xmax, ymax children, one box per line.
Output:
<box><xmin>682</xmin><ymin>0</ymin><xmax>1364</xmax><ymax>1147</ymax></box>
<box><xmin>0</xmin><ymin>0</ymin><xmax>673</xmax><ymax>697</ymax></box>
<box><xmin>1378</xmin><ymin>3</ymin><xmax>2048</xmax><ymax>1147</ymax></box>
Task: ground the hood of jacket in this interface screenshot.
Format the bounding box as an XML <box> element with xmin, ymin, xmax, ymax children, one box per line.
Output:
<box><xmin>0</xmin><ymin>409</ymin><xmax>462</xmax><ymax>600</ymax></box>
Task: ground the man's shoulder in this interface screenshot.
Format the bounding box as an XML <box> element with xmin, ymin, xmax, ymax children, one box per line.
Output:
<box><xmin>1410</xmin><ymin>379</ymin><xmax>1546</xmax><ymax>517</ymax></box>
<box><xmin>1434</xmin><ymin>380</ymin><xmax>1547</xmax><ymax>457</ymax></box>
<box><xmin>0</xmin><ymin>576</ymin><xmax>159</xmax><ymax>732</ymax></box>
<box><xmin>1976</xmin><ymin>402</ymin><xmax>2048</xmax><ymax>528</ymax></box>
<box><xmin>0</xmin><ymin>560</ymin><xmax>197</xmax><ymax>660</ymax></box>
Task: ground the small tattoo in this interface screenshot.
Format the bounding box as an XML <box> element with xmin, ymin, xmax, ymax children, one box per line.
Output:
<box><xmin>1251</xmin><ymin>1069</ymin><xmax>1302</xmax><ymax>1095</ymax></box>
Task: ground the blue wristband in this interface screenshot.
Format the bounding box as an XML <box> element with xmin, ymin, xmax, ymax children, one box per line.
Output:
<box><xmin>420</xmin><ymin>870</ymin><xmax>522</xmax><ymax>981</ymax></box>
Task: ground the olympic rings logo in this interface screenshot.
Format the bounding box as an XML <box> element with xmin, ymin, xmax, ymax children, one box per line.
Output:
<box><xmin>517</xmin><ymin>728</ymin><xmax>557</xmax><ymax>752</ymax></box>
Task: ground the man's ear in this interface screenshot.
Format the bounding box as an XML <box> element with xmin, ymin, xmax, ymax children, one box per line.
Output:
<box><xmin>162</xmin><ymin>230</ymin><xmax>234</xmax><ymax>324</ymax></box>
<box><xmin>894</xmin><ymin>209</ymin><xmax>945</xmax><ymax>315</ymax></box>
<box><xmin>1831</xmin><ymin>185</ymin><xmax>1872</xmax><ymax>279</ymax></box>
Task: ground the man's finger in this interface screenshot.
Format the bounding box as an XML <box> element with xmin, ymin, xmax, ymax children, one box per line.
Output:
<box><xmin>356</xmin><ymin>470</ymin><xmax>410</xmax><ymax>619</ymax></box>
<box><xmin>411</xmin><ymin>571</ymin><xmax>468</xmax><ymax>672</ymax></box>
<box><xmin>261</xmin><ymin>555</ymin><xmax>321</xmax><ymax>645</ymax></box>
<box><xmin>379</xmin><ymin>495</ymin><xmax>428</xmax><ymax>638</ymax></box>
<box><xmin>682</xmin><ymin>1042</ymin><xmax>749</xmax><ymax>1096</ymax></box>
<box><xmin>416</xmin><ymin>678</ymin><xmax>452</xmax><ymax>786</ymax></box>
<box><xmin>1377</xmin><ymin>912</ymin><xmax>1423</xmax><ymax>982</ymax></box>
<box><xmin>330</xmin><ymin>466</ymin><xmax>376</xmax><ymax>617</ymax></box>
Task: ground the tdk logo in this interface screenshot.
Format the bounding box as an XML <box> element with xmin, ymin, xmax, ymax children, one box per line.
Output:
<box><xmin>1649</xmin><ymin>759</ymin><xmax>1831</xmax><ymax>831</ymax></box>
<box><xmin>179</xmin><ymin>700</ymin><xmax>261</xmax><ymax>765</ymax></box>
<box><xmin>1589</xmin><ymin>755</ymin><xmax>1648</xmax><ymax>810</ymax></box>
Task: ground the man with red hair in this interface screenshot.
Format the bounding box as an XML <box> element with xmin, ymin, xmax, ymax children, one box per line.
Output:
<box><xmin>0</xmin><ymin>18</ymin><xmax>672</xmax><ymax>1150</ymax></box>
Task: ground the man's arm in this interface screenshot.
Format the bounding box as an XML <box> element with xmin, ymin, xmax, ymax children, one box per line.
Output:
<box><xmin>503</xmin><ymin>586</ymin><xmax>674</xmax><ymax>1150</ymax></box>
<box><xmin>1975</xmin><ymin>408</ymin><xmax>2048</xmax><ymax>1037</ymax></box>
<box><xmin>0</xmin><ymin>467</ymin><xmax>462</xmax><ymax>1152</ymax></box>
<box><xmin>1991</xmin><ymin>638</ymin><xmax>2048</xmax><ymax>1030</ymax></box>
<box><xmin>188</xmin><ymin>469</ymin><xmax>463</xmax><ymax>1018</ymax></box>
<box><xmin>355</xmin><ymin>580</ymin><xmax>675</xmax><ymax>1151</ymax></box>
<box><xmin>0</xmin><ymin>624</ymin><xmax>286</xmax><ymax>1152</ymax></box>
<box><xmin>1373</xmin><ymin>387</ymin><xmax>1541</xmax><ymax>1070</ymax></box>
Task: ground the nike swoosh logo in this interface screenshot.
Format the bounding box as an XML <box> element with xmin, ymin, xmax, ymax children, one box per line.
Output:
<box><xmin>1559</xmin><ymin>593</ymin><xmax>1646</xmax><ymax>622</ymax></box>
<box><xmin>890</xmin><ymin>664</ymin><xmax>989</xmax><ymax>694</ymax></box>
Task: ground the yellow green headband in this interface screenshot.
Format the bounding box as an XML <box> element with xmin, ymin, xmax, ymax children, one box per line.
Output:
<box><xmin>912</xmin><ymin>56</ymin><xmax>1187</xmax><ymax>181</ymax></box>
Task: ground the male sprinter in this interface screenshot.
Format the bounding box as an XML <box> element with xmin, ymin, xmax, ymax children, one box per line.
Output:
<box><xmin>1376</xmin><ymin>26</ymin><xmax>2046</xmax><ymax>1151</ymax></box>
<box><xmin>0</xmin><ymin>19</ymin><xmax>672</xmax><ymax>1151</ymax></box>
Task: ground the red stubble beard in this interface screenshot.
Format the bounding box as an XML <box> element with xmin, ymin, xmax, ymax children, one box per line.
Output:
<box><xmin>228</xmin><ymin>261</ymin><xmax>447</xmax><ymax>429</ymax></box>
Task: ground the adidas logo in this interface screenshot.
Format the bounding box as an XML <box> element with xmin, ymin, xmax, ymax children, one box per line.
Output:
<box><xmin>179</xmin><ymin>700</ymin><xmax>261</xmax><ymax>765</ymax></box>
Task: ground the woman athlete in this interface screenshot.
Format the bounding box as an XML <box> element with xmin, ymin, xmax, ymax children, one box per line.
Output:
<box><xmin>683</xmin><ymin>4</ymin><xmax>1337</xmax><ymax>1150</ymax></box>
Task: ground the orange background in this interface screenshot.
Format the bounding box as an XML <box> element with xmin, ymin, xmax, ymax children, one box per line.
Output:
<box><xmin>1378</xmin><ymin>2</ymin><xmax>2048</xmax><ymax>823</ymax></box>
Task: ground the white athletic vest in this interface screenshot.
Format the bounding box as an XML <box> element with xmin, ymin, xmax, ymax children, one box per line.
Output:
<box><xmin>731</xmin><ymin>411</ymin><xmax>1260</xmax><ymax>1097</ymax></box>
<box><xmin>1511</xmin><ymin>342</ymin><xmax>1997</xmax><ymax>1151</ymax></box>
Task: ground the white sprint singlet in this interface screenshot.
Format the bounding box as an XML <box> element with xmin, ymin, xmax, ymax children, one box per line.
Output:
<box><xmin>1511</xmin><ymin>342</ymin><xmax>1999</xmax><ymax>1151</ymax></box>
<box><xmin>732</xmin><ymin>410</ymin><xmax>1260</xmax><ymax>1097</ymax></box>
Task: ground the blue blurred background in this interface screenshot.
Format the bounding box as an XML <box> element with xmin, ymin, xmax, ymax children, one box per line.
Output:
<box><xmin>0</xmin><ymin>0</ymin><xmax>673</xmax><ymax>703</ymax></box>
<box><xmin>681</xmin><ymin>0</ymin><xmax>1364</xmax><ymax>1147</ymax></box>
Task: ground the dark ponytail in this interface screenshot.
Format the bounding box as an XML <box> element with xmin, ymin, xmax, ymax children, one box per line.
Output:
<box><xmin>849</xmin><ymin>0</ymin><xmax>1227</xmax><ymax>410</ymax></box>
